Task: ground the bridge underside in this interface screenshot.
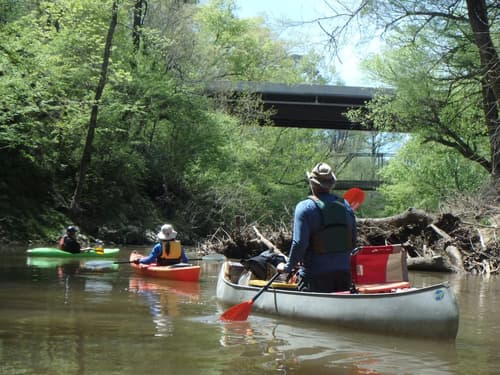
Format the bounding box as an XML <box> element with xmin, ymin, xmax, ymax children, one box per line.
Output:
<box><xmin>208</xmin><ymin>82</ymin><xmax>384</xmax><ymax>190</ymax></box>
<box><xmin>209</xmin><ymin>81</ymin><xmax>378</xmax><ymax>130</ymax></box>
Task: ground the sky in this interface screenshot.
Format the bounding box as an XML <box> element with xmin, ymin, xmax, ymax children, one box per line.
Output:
<box><xmin>231</xmin><ymin>0</ymin><xmax>380</xmax><ymax>87</ymax></box>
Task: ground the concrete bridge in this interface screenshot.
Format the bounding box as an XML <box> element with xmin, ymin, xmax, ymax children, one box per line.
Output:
<box><xmin>208</xmin><ymin>81</ymin><xmax>387</xmax><ymax>190</ymax></box>
<box><xmin>208</xmin><ymin>81</ymin><xmax>380</xmax><ymax>130</ymax></box>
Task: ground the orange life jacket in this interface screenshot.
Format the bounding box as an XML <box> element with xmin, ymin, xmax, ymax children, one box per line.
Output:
<box><xmin>159</xmin><ymin>240</ymin><xmax>182</xmax><ymax>260</ymax></box>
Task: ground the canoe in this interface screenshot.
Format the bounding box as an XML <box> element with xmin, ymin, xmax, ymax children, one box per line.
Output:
<box><xmin>26</xmin><ymin>247</ymin><xmax>120</xmax><ymax>258</ymax></box>
<box><xmin>216</xmin><ymin>261</ymin><xmax>459</xmax><ymax>340</ymax></box>
<box><xmin>129</xmin><ymin>251</ymin><xmax>201</xmax><ymax>282</ymax></box>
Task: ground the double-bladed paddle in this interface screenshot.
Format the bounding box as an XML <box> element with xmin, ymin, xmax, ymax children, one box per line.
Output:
<box><xmin>86</xmin><ymin>258</ymin><xmax>205</xmax><ymax>268</ymax></box>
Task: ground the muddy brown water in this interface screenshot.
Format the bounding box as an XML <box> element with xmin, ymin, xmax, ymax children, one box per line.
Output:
<box><xmin>1</xmin><ymin>245</ymin><xmax>499</xmax><ymax>374</ymax></box>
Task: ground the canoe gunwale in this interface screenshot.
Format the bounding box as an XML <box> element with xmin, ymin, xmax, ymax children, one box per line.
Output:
<box><xmin>221</xmin><ymin>273</ymin><xmax>452</xmax><ymax>299</ymax></box>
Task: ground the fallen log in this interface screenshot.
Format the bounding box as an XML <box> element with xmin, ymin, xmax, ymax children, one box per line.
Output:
<box><xmin>252</xmin><ymin>226</ymin><xmax>285</xmax><ymax>257</ymax></box>
<box><xmin>429</xmin><ymin>224</ymin><xmax>453</xmax><ymax>242</ymax></box>
<box><xmin>358</xmin><ymin>208</ymin><xmax>434</xmax><ymax>228</ymax></box>
<box><xmin>407</xmin><ymin>255</ymin><xmax>454</xmax><ymax>272</ymax></box>
<box><xmin>445</xmin><ymin>245</ymin><xmax>465</xmax><ymax>272</ymax></box>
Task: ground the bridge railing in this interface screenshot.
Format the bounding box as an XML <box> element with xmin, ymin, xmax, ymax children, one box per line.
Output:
<box><xmin>334</xmin><ymin>180</ymin><xmax>382</xmax><ymax>191</ymax></box>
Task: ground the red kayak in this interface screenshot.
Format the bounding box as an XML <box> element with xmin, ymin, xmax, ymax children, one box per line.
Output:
<box><xmin>129</xmin><ymin>251</ymin><xmax>201</xmax><ymax>282</ymax></box>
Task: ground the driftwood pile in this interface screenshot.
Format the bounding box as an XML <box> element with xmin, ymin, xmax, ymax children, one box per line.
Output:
<box><xmin>199</xmin><ymin>207</ymin><xmax>499</xmax><ymax>275</ymax></box>
<box><xmin>357</xmin><ymin>208</ymin><xmax>498</xmax><ymax>275</ymax></box>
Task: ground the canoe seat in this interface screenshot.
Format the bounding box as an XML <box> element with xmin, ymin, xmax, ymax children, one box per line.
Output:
<box><xmin>355</xmin><ymin>281</ymin><xmax>411</xmax><ymax>294</ymax></box>
<box><xmin>351</xmin><ymin>244</ymin><xmax>410</xmax><ymax>294</ymax></box>
<box><xmin>248</xmin><ymin>279</ymin><xmax>298</xmax><ymax>290</ymax></box>
<box><xmin>224</xmin><ymin>261</ymin><xmax>245</xmax><ymax>283</ymax></box>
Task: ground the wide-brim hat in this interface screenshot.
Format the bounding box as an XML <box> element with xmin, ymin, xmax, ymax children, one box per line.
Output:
<box><xmin>306</xmin><ymin>162</ymin><xmax>336</xmax><ymax>190</ymax></box>
<box><xmin>157</xmin><ymin>224</ymin><xmax>178</xmax><ymax>240</ymax></box>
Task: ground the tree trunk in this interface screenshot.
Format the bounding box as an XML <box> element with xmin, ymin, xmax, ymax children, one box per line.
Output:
<box><xmin>357</xmin><ymin>208</ymin><xmax>434</xmax><ymax>228</ymax></box>
<box><xmin>466</xmin><ymin>0</ymin><xmax>500</xmax><ymax>183</ymax></box>
<box><xmin>70</xmin><ymin>1</ymin><xmax>118</xmax><ymax>212</ymax></box>
<box><xmin>133</xmin><ymin>0</ymin><xmax>146</xmax><ymax>51</ymax></box>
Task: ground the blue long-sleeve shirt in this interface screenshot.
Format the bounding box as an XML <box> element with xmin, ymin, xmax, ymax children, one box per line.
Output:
<box><xmin>284</xmin><ymin>192</ymin><xmax>357</xmax><ymax>276</ymax></box>
<box><xmin>138</xmin><ymin>242</ymin><xmax>189</xmax><ymax>265</ymax></box>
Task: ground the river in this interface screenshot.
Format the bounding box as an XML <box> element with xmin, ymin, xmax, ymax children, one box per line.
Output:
<box><xmin>1</xmin><ymin>245</ymin><xmax>499</xmax><ymax>374</ymax></box>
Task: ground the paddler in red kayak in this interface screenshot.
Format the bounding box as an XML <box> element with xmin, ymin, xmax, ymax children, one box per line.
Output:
<box><xmin>133</xmin><ymin>224</ymin><xmax>189</xmax><ymax>266</ymax></box>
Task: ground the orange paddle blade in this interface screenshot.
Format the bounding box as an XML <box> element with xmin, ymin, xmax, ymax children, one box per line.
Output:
<box><xmin>219</xmin><ymin>300</ymin><xmax>253</xmax><ymax>321</ymax></box>
<box><xmin>343</xmin><ymin>188</ymin><xmax>365</xmax><ymax>210</ymax></box>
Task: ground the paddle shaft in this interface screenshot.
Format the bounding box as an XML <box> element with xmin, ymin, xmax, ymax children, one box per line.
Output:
<box><xmin>113</xmin><ymin>258</ymin><xmax>204</xmax><ymax>264</ymax></box>
<box><xmin>251</xmin><ymin>273</ymin><xmax>281</xmax><ymax>303</ymax></box>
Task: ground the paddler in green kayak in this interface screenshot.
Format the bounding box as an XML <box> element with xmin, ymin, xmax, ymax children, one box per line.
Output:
<box><xmin>58</xmin><ymin>226</ymin><xmax>92</xmax><ymax>254</ymax></box>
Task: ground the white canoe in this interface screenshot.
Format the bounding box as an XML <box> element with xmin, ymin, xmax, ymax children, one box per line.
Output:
<box><xmin>216</xmin><ymin>262</ymin><xmax>459</xmax><ymax>340</ymax></box>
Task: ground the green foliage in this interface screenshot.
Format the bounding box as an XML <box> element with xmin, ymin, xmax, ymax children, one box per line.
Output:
<box><xmin>377</xmin><ymin>137</ymin><xmax>488</xmax><ymax>214</ymax></box>
<box><xmin>0</xmin><ymin>0</ymin><xmax>387</xmax><ymax>243</ymax></box>
<box><xmin>350</xmin><ymin>1</ymin><xmax>495</xmax><ymax>180</ymax></box>
<box><xmin>194</xmin><ymin>0</ymin><xmax>328</xmax><ymax>83</ymax></box>
<box><xmin>347</xmin><ymin>18</ymin><xmax>493</xmax><ymax>212</ymax></box>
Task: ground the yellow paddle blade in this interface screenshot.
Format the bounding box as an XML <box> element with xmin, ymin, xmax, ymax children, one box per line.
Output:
<box><xmin>219</xmin><ymin>300</ymin><xmax>253</xmax><ymax>321</ymax></box>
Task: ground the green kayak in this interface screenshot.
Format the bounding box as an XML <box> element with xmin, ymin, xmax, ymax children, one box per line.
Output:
<box><xmin>26</xmin><ymin>247</ymin><xmax>120</xmax><ymax>258</ymax></box>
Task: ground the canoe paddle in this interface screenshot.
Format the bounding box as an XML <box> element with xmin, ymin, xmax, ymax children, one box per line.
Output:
<box><xmin>343</xmin><ymin>187</ymin><xmax>364</xmax><ymax>211</ymax></box>
<box><xmin>219</xmin><ymin>273</ymin><xmax>281</xmax><ymax>321</ymax></box>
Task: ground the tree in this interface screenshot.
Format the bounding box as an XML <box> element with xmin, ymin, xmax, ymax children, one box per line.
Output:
<box><xmin>320</xmin><ymin>0</ymin><xmax>499</xmax><ymax>187</ymax></box>
<box><xmin>1</xmin><ymin>0</ymin><xmax>361</xmax><ymax>242</ymax></box>
<box><xmin>71</xmin><ymin>0</ymin><xmax>118</xmax><ymax>211</ymax></box>
<box><xmin>193</xmin><ymin>0</ymin><xmax>331</xmax><ymax>84</ymax></box>
<box><xmin>378</xmin><ymin>137</ymin><xmax>488</xmax><ymax>214</ymax></box>
<box><xmin>466</xmin><ymin>0</ymin><xmax>500</xmax><ymax>182</ymax></box>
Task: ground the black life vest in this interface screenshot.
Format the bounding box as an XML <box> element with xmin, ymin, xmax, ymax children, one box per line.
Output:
<box><xmin>59</xmin><ymin>235</ymin><xmax>81</xmax><ymax>254</ymax></box>
<box><xmin>308</xmin><ymin>195</ymin><xmax>354</xmax><ymax>254</ymax></box>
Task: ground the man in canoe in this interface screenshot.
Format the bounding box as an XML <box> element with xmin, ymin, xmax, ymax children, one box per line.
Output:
<box><xmin>58</xmin><ymin>226</ymin><xmax>87</xmax><ymax>254</ymax></box>
<box><xmin>277</xmin><ymin>162</ymin><xmax>357</xmax><ymax>292</ymax></box>
<box><xmin>133</xmin><ymin>223</ymin><xmax>189</xmax><ymax>266</ymax></box>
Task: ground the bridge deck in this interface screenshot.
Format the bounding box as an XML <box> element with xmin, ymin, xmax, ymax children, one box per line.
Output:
<box><xmin>208</xmin><ymin>81</ymin><xmax>382</xmax><ymax>130</ymax></box>
<box><xmin>208</xmin><ymin>81</ymin><xmax>387</xmax><ymax>189</ymax></box>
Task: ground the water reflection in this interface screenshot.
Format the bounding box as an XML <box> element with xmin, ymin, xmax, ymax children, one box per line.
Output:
<box><xmin>412</xmin><ymin>271</ymin><xmax>500</xmax><ymax>342</ymax></box>
<box><xmin>219</xmin><ymin>321</ymin><xmax>256</xmax><ymax>347</ymax></box>
<box><xmin>26</xmin><ymin>257</ymin><xmax>119</xmax><ymax>273</ymax></box>
<box><xmin>1</xmin><ymin>248</ymin><xmax>499</xmax><ymax>374</ymax></box>
<box><xmin>27</xmin><ymin>256</ymin><xmax>119</xmax><ymax>305</ymax></box>
<box><xmin>217</xmin><ymin>318</ymin><xmax>457</xmax><ymax>374</ymax></box>
<box><xmin>128</xmin><ymin>276</ymin><xmax>200</xmax><ymax>337</ymax></box>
